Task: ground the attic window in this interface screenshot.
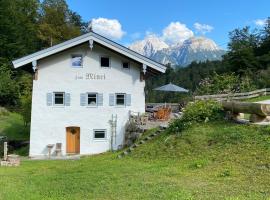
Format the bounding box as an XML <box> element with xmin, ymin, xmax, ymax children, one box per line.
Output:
<box><xmin>100</xmin><ymin>56</ymin><xmax>110</xmax><ymax>68</ymax></box>
<box><xmin>71</xmin><ymin>55</ymin><xmax>83</xmax><ymax>67</ymax></box>
<box><xmin>122</xmin><ymin>62</ymin><xmax>130</xmax><ymax>69</ymax></box>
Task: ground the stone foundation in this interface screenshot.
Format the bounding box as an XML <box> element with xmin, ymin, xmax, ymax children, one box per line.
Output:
<box><xmin>0</xmin><ymin>154</ymin><xmax>20</xmax><ymax>167</ymax></box>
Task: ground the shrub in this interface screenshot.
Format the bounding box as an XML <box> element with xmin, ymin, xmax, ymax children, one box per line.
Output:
<box><xmin>182</xmin><ymin>100</ymin><xmax>223</xmax><ymax>123</ymax></box>
<box><xmin>168</xmin><ymin>100</ymin><xmax>223</xmax><ymax>134</ymax></box>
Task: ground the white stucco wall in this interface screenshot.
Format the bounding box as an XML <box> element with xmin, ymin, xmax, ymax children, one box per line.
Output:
<box><xmin>29</xmin><ymin>43</ymin><xmax>145</xmax><ymax>157</ymax></box>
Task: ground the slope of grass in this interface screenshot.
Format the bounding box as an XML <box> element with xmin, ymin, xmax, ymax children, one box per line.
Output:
<box><xmin>0</xmin><ymin>111</ymin><xmax>30</xmax><ymax>140</ymax></box>
<box><xmin>131</xmin><ymin>121</ymin><xmax>270</xmax><ymax>199</ymax></box>
<box><xmin>0</xmin><ymin>121</ymin><xmax>269</xmax><ymax>199</ymax></box>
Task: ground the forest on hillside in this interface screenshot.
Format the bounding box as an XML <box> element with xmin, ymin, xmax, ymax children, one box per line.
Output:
<box><xmin>1</xmin><ymin>0</ymin><xmax>270</xmax><ymax>112</ymax></box>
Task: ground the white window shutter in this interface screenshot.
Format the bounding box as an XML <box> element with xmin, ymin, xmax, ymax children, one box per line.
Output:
<box><xmin>46</xmin><ymin>93</ymin><xmax>52</xmax><ymax>106</ymax></box>
<box><xmin>65</xmin><ymin>93</ymin><xmax>70</xmax><ymax>106</ymax></box>
<box><xmin>98</xmin><ymin>93</ymin><xmax>103</xmax><ymax>106</ymax></box>
<box><xmin>109</xmin><ymin>94</ymin><xmax>115</xmax><ymax>106</ymax></box>
<box><xmin>126</xmin><ymin>94</ymin><xmax>131</xmax><ymax>106</ymax></box>
<box><xmin>80</xmin><ymin>93</ymin><xmax>86</xmax><ymax>106</ymax></box>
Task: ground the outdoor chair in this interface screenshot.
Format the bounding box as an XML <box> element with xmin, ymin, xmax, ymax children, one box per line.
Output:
<box><xmin>155</xmin><ymin>108</ymin><xmax>166</xmax><ymax>121</ymax></box>
<box><xmin>164</xmin><ymin>107</ymin><xmax>172</xmax><ymax>121</ymax></box>
<box><xmin>154</xmin><ymin>106</ymin><xmax>172</xmax><ymax>121</ymax></box>
<box><xmin>55</xmin><ymin>143</ymin><xmax>62</xmax><ymax>157</ymax></box>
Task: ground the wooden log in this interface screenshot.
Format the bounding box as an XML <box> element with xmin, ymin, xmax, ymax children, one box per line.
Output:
<box><xmin>222</xmin><ymin>101</ymin><xmax>270</xmax><ymax>116</ymax></box>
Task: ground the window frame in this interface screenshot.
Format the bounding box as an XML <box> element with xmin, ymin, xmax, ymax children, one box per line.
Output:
<box><xmin>71</xmin><ymin>54</ymin><xmax>83</xmax><ymax>68</ymax></box>
<box><xmin>53</xmin><ymin>92</ymin><xmax>65</xmax><ymax>106</ymax></box>
<box><xmin>93</xmin><ymin>129</ymin><xmax>107</xmax><ymax>140</ymax></box>
<box><xmin>122</xmin><ymin>61</ymin><xmax>130</xmax><ymax>70</ymax></box>
<box><xmin>87</xmin><ymin>92</ymin><xmax>98</xmax><ymax>107</ymax></box>
<box><xmin>100</xmin><ymin>56</ymin><xmax>111</xmax><ymax>68</ymax></box>
<box><xmin>115</xmin><ymin>93</ymin><xmax>126</xmax><ymax>106</ymax></box>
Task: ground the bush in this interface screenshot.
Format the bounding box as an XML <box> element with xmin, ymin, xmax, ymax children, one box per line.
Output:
<box><xmin>182</xmin><ymin>100</ymin><xmax>223</xmax><ymax>123</ymax></box>
<box><xmin>168</xmin><ymin>100</ymin><xmax>223</xmax><ymax>134</ymax></box>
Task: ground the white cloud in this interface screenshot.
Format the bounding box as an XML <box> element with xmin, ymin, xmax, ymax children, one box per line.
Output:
<box><xmin>162</xmin><ymin>22</ymin><xmax>194</xmax><ymax>44</ymax></box>
<box><xmin>90</xmin><ymin>18</ymin><xmax>125</xmax><ymax>40</ymax></box>
<box><xmin>254</xmin><ymin>19</ymin><xmax>267</xmax><ymax>26</ymax></box>
<box><xmin>194</xmin><ymin>22</ymin><xmax>214</xmax><ymax>34</ymax></box>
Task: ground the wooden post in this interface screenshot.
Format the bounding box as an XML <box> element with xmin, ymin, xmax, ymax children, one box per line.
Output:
<box><xmin>3</xmin><ymin>142</ymin><xmax>7</xmax><ymax>161</ymax></box>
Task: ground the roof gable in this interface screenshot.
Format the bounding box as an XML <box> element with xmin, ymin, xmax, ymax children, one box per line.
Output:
<box><xmin>12</xmin><ymin>31</ymin><xmax>166</xmax><ymax>73</ymax></box>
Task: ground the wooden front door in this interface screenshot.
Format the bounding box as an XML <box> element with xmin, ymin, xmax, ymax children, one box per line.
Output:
<box><xmin>66</xmin><ymin>127</ymin><xmax>80</xmax><ymax>154</ymax></box>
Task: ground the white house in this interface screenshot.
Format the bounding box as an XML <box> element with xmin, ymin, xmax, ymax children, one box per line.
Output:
<box><xmin>12</xmin><ymin>31</ymin><xmax>166</xmax><ymax>158</ymax></box>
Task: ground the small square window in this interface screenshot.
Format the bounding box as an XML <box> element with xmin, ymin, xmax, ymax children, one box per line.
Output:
<box><xmin>88</xmin><ymin>93</ymin><xmax>97</xmax><ymax>106</ymax></box>
<box><xmin>100</xmin><ymin>56</ymin><xmax>110</xmax><ymax>67</ymax></box>
<box><xmin>71</xmin><ymin>55</ymin><xmax>83</xmax><ymax>67</ymax></box>
<box><xmin>116</xmin><ymin>93</ymin><xmax>125</xmax><ymax>106</ymax></box>
<box><xmin>94</xmin><ymin>130</ymin><xmax>106</xmax><ymax>139</ymax></box>
<box><xmin>122</xmin><ymin>62</ymin><xmax>130</xmax><ymax>69</ymax></box>
<box><xmin>54</xmin><ymin>92</ymin><xmax>65</xmax><ymax>105</ymax></box>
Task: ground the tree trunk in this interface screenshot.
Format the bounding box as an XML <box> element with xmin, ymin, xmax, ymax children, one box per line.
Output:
<box><xmin>222</xmin><ymin>101</ymin><xmax>270</xmax><ymax>116</ymax></box>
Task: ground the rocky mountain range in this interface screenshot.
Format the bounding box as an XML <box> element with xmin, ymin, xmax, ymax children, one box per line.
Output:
<box><xmin>129</xmin><ymin>35</ymin><xmax>226</xmax><ymax>67</ymax></box>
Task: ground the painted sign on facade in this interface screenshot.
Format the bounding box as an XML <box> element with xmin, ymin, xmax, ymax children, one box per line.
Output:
<box><xmin>75</xmin><ymin>73</ymin><xmax>106</xmax><ymax>80</ymax></box>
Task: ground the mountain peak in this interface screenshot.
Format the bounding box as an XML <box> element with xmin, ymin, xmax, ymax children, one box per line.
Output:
<box><xmin>182</xmin><ymin>36</ymin><xmax>220</xmax><ymax>51</ymax></box>
<box><xmin>129</xmin><ymin>35</ymin><xmax>225</xmax><ymax>67</ymax></box>
<box><xmin>129</xmin><ymin>34</ymin><xmax>169</xmax><ymax>57</ymax></box>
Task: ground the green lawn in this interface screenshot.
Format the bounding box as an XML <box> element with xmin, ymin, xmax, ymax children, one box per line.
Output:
<box><xmin>0</xmin><ymin>111</ymin><xmax>30</xmax><ymax>140</ymax></box>
<box><xmin>0</xmin><ymin>121</ymin><xmax>269</xmax><ymax>199</ymax></box>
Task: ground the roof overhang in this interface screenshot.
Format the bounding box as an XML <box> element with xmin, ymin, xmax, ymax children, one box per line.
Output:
<box><xmin>12</xmin><ymin>31</ymin><xmax>166</xmax><ymax>73</ymax></box>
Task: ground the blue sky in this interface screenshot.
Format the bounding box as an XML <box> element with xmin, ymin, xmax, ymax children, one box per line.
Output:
<box><xmin>67</xmin><ymin>0</ymin><xmax>269</xmax><ymax>49</ymax></box>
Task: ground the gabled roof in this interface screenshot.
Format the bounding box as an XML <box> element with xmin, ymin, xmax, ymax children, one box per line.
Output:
<box><xmin>12</xmin><ymin>31</ymin><xmax>166</xmax><ymax>73</ymax></box>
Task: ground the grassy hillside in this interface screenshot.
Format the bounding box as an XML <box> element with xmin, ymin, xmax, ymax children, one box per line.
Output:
<box><xmin>0</xmin><ymin>111</ymin><xmax>30</xmax><ymax>140</ymax></box>
<box><xmin>131</xmin><ymin>121</ymin><xmax>270</xmax><ymax>199</ymax></box>
<box><xmin>0</xmin><ymin>121</ymin><xmax>269</xmax><ymax>199</ymax></box>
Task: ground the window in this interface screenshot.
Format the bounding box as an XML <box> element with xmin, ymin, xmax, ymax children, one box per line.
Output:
<box><xmin>100</xmin><ymin>56</ymin><xmax>110</xmax><ymax>67</ymax></box>
<box><xmin>87</xmin><ymin>93</ymin><xmax>97</xmax><ymax>106</ymax></box>
<box><xmin>116</xmin><ymin>93</ymin><xmax>125</xmax><ymax>106</ymax></box>
<box><xmin>71</xmin><ymin>55</ymin><xmax>83</xmax><ymax>67</ymax></box>
<box><xmin>54</xmin><ymin>92</ymin><xmax>65</xmax><ymax>105</ymax></box>
<box><xmin>94</xmin><ymin>130</ymin><xmax>106</xmax><ymax>139</ymax></box>
<box><xmin>122</xmin><ymin>62</ymin><xmax>130</xmax><ymax>69</ymax></box>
